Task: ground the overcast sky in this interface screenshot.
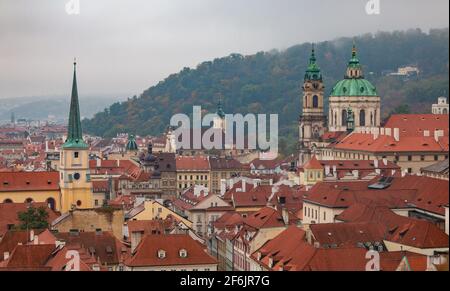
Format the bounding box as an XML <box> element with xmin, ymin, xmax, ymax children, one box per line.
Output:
<box><xmin>0</xmin><ymin>0</ymin><xmax>448</xmax><ymax>99</ymax></box>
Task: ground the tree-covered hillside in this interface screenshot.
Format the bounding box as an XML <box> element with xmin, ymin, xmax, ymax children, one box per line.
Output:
<box><xmin>83</xmin><ymin>28</ymin><xmax>449</xmax><ymax>155</ymax></box>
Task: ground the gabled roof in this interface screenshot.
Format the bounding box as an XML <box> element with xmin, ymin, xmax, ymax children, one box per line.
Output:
<box><xmin>303</xmin><ymin>156</ymin><xmax>324</xmax><ymax>170</ymax></box>
<box><xmin>0</xmin><ymin>244</ymin><xmax>55</xmax><ymax>270</ymax></box>
<box><xmin>54</xmin><ymin>231</ymin><xmax>123</xmax><ymax>265</ymax></box>
<box><xmin>125</xmin><ymin>234</ymin><xmax>216</xmax><ymax>267</ymax></box>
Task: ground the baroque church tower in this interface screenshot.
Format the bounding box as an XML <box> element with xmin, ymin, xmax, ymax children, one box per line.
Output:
<box><xmin>299</xmin><ymin>45</ymin><xmax>327</xmax><ymax>166</ymax></box>
<box><xmin>59</xmin><ymin>61</ymin><xmax>94</xmax><ymax>213</ymax></box>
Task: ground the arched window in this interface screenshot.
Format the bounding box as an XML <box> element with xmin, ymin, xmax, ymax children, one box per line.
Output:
<box><xmin>25</xmin><ymin>198</ymin><xmax>34</xmax><ymax>204</ymax></box>
<box><xmin>313</xmin><ymin>95</ymin><xmax>319</xmax><ymax>108</ymax></box>
<box><xmin>334</xmin><ymin>112</ymin><xmax>337</xmax><ymax>126</ymax></box>
<box><xmin>3</xmin><ymin>199</ymin><xmax>13</xmax><ymax>204</ymax></box>
<box><xmin>342</xmin><ymin>110</ymin><xmax>348</xmax><ymax>126</ymax></box>
<box><xmin>444</xmin><ymin>108</ymin><xmax>448</xmax><ymax>114</ymax></box>
<box><xmin>360</xmin><ymin>110</ymin><xmax>366</xmax><ymax>127</ymax></box>
<box><xmin>46</xmin><ymin>198</ymin><xmax>56</xmax><ymax>211</ymax></box>
<box><xmin>370</xmin><ymin>112</ymin><xmax>374</xmax><ymax>126</ymax></box>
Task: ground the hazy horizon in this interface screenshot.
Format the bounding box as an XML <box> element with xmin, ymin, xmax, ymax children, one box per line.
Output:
<box><xmin>0</xmin><ymin>0</ymin><xmax>448</xmax><ymax>99</ymax></box>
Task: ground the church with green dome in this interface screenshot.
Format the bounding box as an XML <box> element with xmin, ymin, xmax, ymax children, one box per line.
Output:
<box><xmin>298</xmin><ymin>43</ymin><xmax>382</xmax><ymax>166</ymax></box>
<box><xmin>328</xmin><ymin>44</ymin><xmax>381</xmax><ymax>132</ymax></box>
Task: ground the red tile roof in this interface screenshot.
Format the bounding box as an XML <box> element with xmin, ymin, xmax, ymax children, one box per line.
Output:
<box><xmin>125</xmin><ymin>234</ymin><xmax>217</xmax><ymax>267</ymax></box>
<box><xmin>175</xmin><ymin>156</ymin><xmax>210</xmax><ymax>171</ymax></box>
<box><xmin>304</xmin><ymin>175</ymin><xmax>449</xmax><ymax>216</ymax></box>
<box><xmin>0</xmin><ymin>244</ymin><xmax>55</xmax><ymax>270</ymax></box>
<box><xmin>335</xmin><ymin>205</ymin><xmax>449</xmax><ymax>249</ymax></box>
<box><xmin>333</xmin><ymin>133</ymin><xmax>448</xmax><ymax>153</ymax></box>
<box><xmin>303</xmin><ymin>156</ymin><xmax>324</xmax><ymax>170</ymax></box>
<box><xmin>0</xmin><ymin>171</ymin><xmax>60</xmax><ymax>192</ymax></box>
<box><xmin>384</xmin><ymin>114</ymin><xmax>449</xmax><ymax>137</ymax></box>
<box><xmin>54</xmin><ymin>231</ymin><xmax>124</xmax><ymax>266</ymax></box>
<box><xmin>243</xmin><ymin>207</ymin><xmax>298</xmax><ymax>229</ymax></box>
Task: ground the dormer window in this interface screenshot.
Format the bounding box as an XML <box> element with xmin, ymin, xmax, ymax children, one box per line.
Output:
<box><xmin>158</xmin><ymin>249</ymin><xmax>166</xmax><ymax>259</ymax></box>
<box><xmin>179</xmin><ymin>249</ymin><xmax>188</xmax><ymax>258</ymax></box>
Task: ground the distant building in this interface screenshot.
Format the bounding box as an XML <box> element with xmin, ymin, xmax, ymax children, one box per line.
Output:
<box><xmin>421</xmin><ymin>159</ymin><xmax>449</xmax><ymax>181</ymax></box>
<box><xmin>432</xmin><ymin>97</ymin><xmax>449</xmax><ymax>115</ymax></box>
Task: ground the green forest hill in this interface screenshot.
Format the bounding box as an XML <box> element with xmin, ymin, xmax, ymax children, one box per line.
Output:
<box><xmin>82</xmin><ymin>28</ymin><xmax>450</xmax><ymax>155</ymax></box>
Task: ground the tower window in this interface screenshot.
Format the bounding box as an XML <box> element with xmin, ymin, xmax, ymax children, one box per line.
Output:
<box><xmin>360</xmin><ymin>110</ymin><xmax>366</xmax><ymax>127</ymax></box>
<box><xmin>342</xmin><ymin>110</ymin><xmax>348</xmax><ymax>127</ymax></box>
<box><xmin>74</xmin><ymin>152</ymin><xmax>79</xmax><ymax>158</ymax></box>
<box><xmin>313</xmin><ymin>95</ymin><xmax>319</xmax><ymax>108</ymax></box>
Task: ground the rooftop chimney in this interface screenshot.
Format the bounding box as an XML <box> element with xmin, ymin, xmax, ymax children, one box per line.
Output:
<box><xmin>424</xmin><ymin>130</ymin><xmax>430</xmax><ymax>137</ymax></box>
<box><xmin>374</xmin><ymin>159</ymin><xmax>379</xmax><ymax>169</ymax></box>
<box><xmin>385</xmin><ymin>128</ymin><xmax>392</xmax><ymax>137</ymax></box>
<box><xmin>281</xmin><ymin>208</ymin><xmax>289</xmax><ymax>225</ymax></box>
<box><xmin>325</xmin><ymin>165</ymin><xmax>331</xmax><ymax>176</ymax></box>
<box><xmin>434</xmin><ymin>130</ymin><xmax>444</xmax><ymax>142</ymax></box>
<box><xmin>3</xmin><ymin>252</ymin><xmax>9</xmax><ymax>261</ymax></box>
<box><xmin>393</xmin><ymin>128</ymin><xmax>400</xmax><ymax>142</ymax></box>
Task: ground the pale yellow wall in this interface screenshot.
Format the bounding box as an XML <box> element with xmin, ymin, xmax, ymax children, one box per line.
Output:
<box><xmin>300</xmin><ymin>169</ymin><xmax>323</xmax><ymax>186</ymax></box>
<box><xmin>303</xmin><ymin>201</ymin><xmax>344</xmax><ymax>225</ymax></box>
<box><xmin>59</xmin><ymin>148</ymin><xmax>94</xmax><ymax>213</ymax></box>
<box><xmin>177</xmin><ymin>170</ymin><xmax>211</xmax><ymax>194</ymax></box>
<box><xmin>0</xmin><ymin>190</ymin><xmax>61</xmax><ymax>211</ymax></box>
<box><xmin>384</xmin><ymin>240</ymin><xmax>449</xmax><ymax>256</ymax></box>
<box><xmin>132</xmin><ymin>200</ymin><xmax>193</xmax><ymax>228</ymax></box>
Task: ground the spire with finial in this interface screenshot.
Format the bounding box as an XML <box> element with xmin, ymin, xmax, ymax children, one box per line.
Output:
<box><xmin>63</xmin><ymin>59</ymin><xmax>88</xmax><ymax>149</ymax></box>
<box><xmin>304</xmin><ymin>43</ymin><xmax>322</xmax><ymax>81</ymax></box>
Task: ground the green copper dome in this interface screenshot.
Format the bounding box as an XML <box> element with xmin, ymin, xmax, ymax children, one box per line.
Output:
<box><xmin>330</xmin><ymin>43</ymin><xmax>378</xmax><ymax>97</ymax></box>
<box><xmin>126</xmin><ymin>135</ymin><xmax>138</xmax><ymax>151</ymax></box>
<box><xmin>330</xmin><ymin>78</ymin><xmax>378</xmax><ymax>97</ymax></box>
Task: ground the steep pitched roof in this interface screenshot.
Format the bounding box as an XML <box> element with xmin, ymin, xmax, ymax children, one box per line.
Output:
<box><xmin>125</xmin><ymin>234</ymin><xmax>216</xmax><ymax>267</ymax></box>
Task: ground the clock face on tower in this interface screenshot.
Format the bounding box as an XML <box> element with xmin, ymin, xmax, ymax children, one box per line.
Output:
<box><xmin>74</xmin><ymin>173</ymin><xmax>81</xmax><ymax>180</ymax></box>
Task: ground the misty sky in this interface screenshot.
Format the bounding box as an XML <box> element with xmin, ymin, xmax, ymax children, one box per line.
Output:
<box><xmin>0</xmin><ymin>0</ymin><xmax>448</xmax><ymax>99</ymax></box>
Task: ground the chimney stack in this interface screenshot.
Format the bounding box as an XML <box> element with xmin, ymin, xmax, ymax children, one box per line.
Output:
<box><xmin>281</xmin><ymin>208</ymin><xmax>289</xmax><ymax>225</ymax></box>
<box><xmin>3</xmin><ymin>252</ymin><xmax>9</xmax><ymax>261</ymax></box>
<box><xmin>434</xmin><ymin>130</ymin><xmax>444</xmax><ymax>142</ymax></box>
<box><xmin>325</xmin><ymin>165</ymin><xmax>331</xmax><ymax>176</ymax></box>
<box><xmin>393</xmin><ymin>128</ymin><xmax>400</xmax><ymax>142</ymax></box>
<box><xmin>385</xmin><ymin>128</ymin><xmax>392</xmax><ymax>137</ymax></box>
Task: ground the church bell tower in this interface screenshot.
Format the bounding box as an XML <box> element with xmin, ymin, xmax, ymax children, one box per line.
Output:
<box><xmin>299</xmin><ymin>45</ymin><xmax>327</xmax><ymax>166</ymax></box>
<box><xmin>60</xmin><ymin>60</ymin><xmax>94</xmax><ymax>213</ymax></box>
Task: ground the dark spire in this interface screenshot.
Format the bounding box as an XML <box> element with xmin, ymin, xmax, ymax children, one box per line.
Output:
<box><xmin>217</xmin><ymin>96</ymin><xmax>225</xmax><ymax>119</ymax></box>
<box><xmin>63</xmin><ymin>59</ymin><xmax>88</xmax><ymax>149</ymax></box>
<box><xmin>304</xmin><ymin>43</ymin><xmax>322</xmax><ymax>81</ymax></box>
